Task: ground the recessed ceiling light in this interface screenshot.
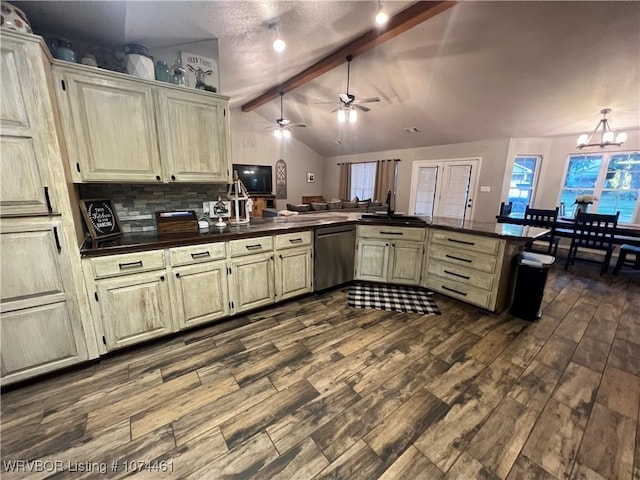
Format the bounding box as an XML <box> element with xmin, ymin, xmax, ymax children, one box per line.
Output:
<box><xmin>405</xmin><ymin>127</ymin><xmax>421</xmax><ymax>133</ymax></box>
<box><xmin>335</xmin><ymin>139</ymin><xmax>343</xmax><ymax>144</ymax></box>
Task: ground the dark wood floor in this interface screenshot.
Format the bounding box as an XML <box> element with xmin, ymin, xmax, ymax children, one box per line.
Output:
<box><xmin>1</xmin><ymin>261</ymin><xmax>639</xmax><ymax>479</ymax></box>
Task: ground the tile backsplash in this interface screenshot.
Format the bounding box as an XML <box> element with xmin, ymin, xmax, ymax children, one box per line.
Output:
<box><xmin>79</xmin><ymin>183</ymin><xmax>228</xmax><ymax>233</ymax></box>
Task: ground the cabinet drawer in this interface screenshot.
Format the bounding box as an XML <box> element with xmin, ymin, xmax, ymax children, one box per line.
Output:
<box><xmin>358</xmin><ymin>225</ymin><xmax>425</xmax><ymax>242</ymax></box>
<box><xmin>229</xmin><ymin>236</ymin><xmax>273</xmax><ymax>257</ymax></box>
<box><xmin>430</xmin><ymin>230</ymin><xmax>500</xmax><ymax>256</ymax></box>
<box><xmin>429</xmin><ymin>244</ymin><xmax>497</xmax><ymax>274</ymax></box>
<box><xmin>275</xmin><ymin>231</ymin><xmax>312</xmax><ymax>250</ymax></box>
<box><xmin>170</xmin><ymin>242</ymin><xmax>226</xmax><ymax>266</ymax></box>
<box><xmin>427</xmin><ymin>259</ymin><xmax>495</xmax><ymax>292</ymax></box>
<box><xmin>428</xmin><ymin>276</ymin><xmax>491</xmax><ymax>309</ymax></box>
<box><xmin>91</xmin><ymin>250</ymin><xmax>165</xmax><ymax>279</ymax></box>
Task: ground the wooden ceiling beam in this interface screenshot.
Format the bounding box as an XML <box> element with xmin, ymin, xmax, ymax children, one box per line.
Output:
<box><xmin>240</xmin><ymin>1</ymin><xmax>457</xmax><ymax>112</ymax></box>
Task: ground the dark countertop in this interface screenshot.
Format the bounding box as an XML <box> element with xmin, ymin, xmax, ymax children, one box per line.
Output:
<box><xmin>81</xmin><ymin>212</ymin><xmax>549</xmax><ymax>257</ymax></box>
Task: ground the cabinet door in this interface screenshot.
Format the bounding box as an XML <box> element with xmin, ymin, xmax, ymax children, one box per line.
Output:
<box><xmin>96</xmin><ymin>271</ymin><xmax>172</xmax><ymax>350</ymax></box>
<box><xmin>276</xmin><ymin>247</ymin><xmax>312</xmax><ymax>301</ymax></box>
<box><xmin>1</xmin><ymin>220</ymin><xmax>88</xmax><ymax>384</ymax></box>
<box><xmin>53</xmin><ymin>67</ymin><xmax>163</xmax><ymax>182</ymax></box>
<box><xmin>230</xmin><ymin>252</ymin><xmax>275</xmax><ymax>313</ymax></box>
<box><xmin>156</xmin><ymin>88</ymin><xmax>230</xmax><ymax>183</ymax></box>
<box><xmin>355</xmin><ymin>239</ymin><xmax>389</xmax><ymax>282</ymax></box>
<box><xmin>173</xmin><ymin>260</ymin><xmax>229</xmax><ymax>329</ymax></box>
<box><xmin>388</xmin><ymin>241</ymin><xmax>424</xmax><ymax>285</ymax></box>
<box><xmin>0</xmin><ymin>37</ymin><xmax>56</xmax><ymax>215</ymax></box>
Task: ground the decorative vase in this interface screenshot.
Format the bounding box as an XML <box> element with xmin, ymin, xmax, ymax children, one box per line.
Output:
<box><xmin>155</xmin><ymin>60</ymin><xmax>170</xmax><ymax>82</ymax></box>
<box><xmin>0</xmin><ymin>2</ymin><xmax>32</xmax><ymax>34</ymax></box>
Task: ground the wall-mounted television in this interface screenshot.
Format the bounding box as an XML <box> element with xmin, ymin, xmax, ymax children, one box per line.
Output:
<box><xmin>232</xmin><ymin>164</ymin><xmax>273</xmax><ymax>194</ymax></box>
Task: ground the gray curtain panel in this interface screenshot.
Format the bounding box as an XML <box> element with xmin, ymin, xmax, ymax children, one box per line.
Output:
<box><xmin>338</xmin><ymin>163</ymin><xmax>351</xmax><ymax>201</ymax></box>
<box><xmin>374</xmin><ymin>159</ymin><xmax>398</xmax><ymax>203</ymax></box>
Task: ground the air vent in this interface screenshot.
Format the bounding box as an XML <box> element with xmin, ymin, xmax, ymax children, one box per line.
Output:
<box><xmin>404</xmin><ymin>127</ymin><xmax>421</xmax><ymax>133</ymax></box>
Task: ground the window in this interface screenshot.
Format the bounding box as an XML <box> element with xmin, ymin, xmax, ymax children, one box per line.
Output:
<box><xmin>350</xmin><ymin>162</ymin><xmax>377</xmax><ymax>200</ymax></box>
<box><xmin>508</xmin><ymin>155</ymin><xmax>541</xmax><ymax>213</ymax></box>
<box><xmin>560</xmin><ymin>151</ymin><xmax>640</xmax><ymax>223</ymax></box>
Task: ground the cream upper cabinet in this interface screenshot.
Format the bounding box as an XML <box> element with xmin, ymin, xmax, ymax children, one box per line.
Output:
<box><xmin>0</xmin><ymin>35</ymin><xmax>57</xmax><ymax>216</ymax></box>
<box><xmin>1</xmin><ymin>219</ymin><xmax>88</xmax><ymax>384</ymax></box>
<box><xmin>156</xmin><ymin>88</ymin><xmax>231</xmax><ymax>183</ymax></box>
<box><xmin>53</xmin><ymin>66</ymin><xmax>163</xmax><ymax>183</ymax></box>
<box><xmin>53</xmin><ymin>63</ymin><xmax>231</xmax><ymax>184</ymax></box>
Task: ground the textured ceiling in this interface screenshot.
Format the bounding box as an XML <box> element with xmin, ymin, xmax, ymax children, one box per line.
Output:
<box><xmin>14</xmin><ymin>1</ymin><xmax>640</xmax><ymax>157</ymax></box>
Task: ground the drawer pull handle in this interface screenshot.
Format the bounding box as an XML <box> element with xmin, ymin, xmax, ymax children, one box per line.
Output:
<box><xmin>442</xmin><ymin>285</ymin><xmax>467</xmax><ymax>296</ymax></box>
<box><xmin>191</xmin><ymin>251</ymin><xmax>211</xmax><ymax>258</ymax></box>
<box><xmin>380</xmin><ymin>231</ymin><xmax>403</xmax><ymax>235</ymax></box>
<box><xmin>289</xmin><ymin>238</ymin><xmax>304</xmax><ymax>244</ymax></box>
<box><xmin>119</xmin><ymin>260</ymin><xmax>143</xmax><ymax>270</ymax></box>
<box><xmin>444</xmin><ymin>269</ymin><xmax>470</xmax><ymax>280</ymax></box>
<box><xmin>53</xmin><ymin>227</ymin><xmax>62</xmax><ymax>252</ymax></box>
<box><xmin>246</xmin><ymin>244</ymin><xmax>262</xmax><ymax>250</ymax></box>
<box><xmin>445</xmin><ymin>254</ymin><xmax>472</xmax><ymax>263</ymax></box>
<box><xmin>447</xmin><ymin>238</ymin><xmax>475</xmax><ymax>246</ymax></box>
<box><xmin>44</xmin><ymin>186</ymin><xmax>53</xmax><ymax>213</ymax></box>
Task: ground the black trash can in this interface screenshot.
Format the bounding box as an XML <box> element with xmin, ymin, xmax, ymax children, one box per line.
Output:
<box><xmin>509</xmin><ymin>251</ymin><xmax>555</xmax><ymax>321</ymax></box>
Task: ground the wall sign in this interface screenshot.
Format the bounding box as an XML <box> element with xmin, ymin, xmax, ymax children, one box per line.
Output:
<box><xmin>79</xmin><ymin>199</ymin><xmax>122</xmax><ymax>241</ymax></box>
<box><xmin>276</xmin><ymin>159</ymin><xmax>287</xmax><ymax>199</ymax></box>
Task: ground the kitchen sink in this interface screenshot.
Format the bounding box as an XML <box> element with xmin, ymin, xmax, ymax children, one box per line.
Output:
<box><xmin>360</xmin><ymin>213</ymin><xmax>427</xmax><ymax>224</ymax></box>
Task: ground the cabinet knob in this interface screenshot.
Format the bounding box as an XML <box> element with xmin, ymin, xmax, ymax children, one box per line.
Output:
<box><xmin>160</xmin><ymin>275</ymin><xmax>165</xmax><ymax>281</ymax></box>
<box><xmin>156</xmin><ymin>175</ymin><xmax>161</xmax><ymax>181</ymax></box>
<box><xmin>171</xmin><ymin>175</ymin><xmax>176</xmax><ymax>181</ymax></box>
<box><xmin>175</xmin><ymin>273</ymin><xmax>180</xmax><ymax>278</ymax></box>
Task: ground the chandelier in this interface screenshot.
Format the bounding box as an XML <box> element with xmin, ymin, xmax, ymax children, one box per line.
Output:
<box><xmin>577</xmin><ymin>108</ymin><xmax>627</xmax><ymax>149</ymax></box>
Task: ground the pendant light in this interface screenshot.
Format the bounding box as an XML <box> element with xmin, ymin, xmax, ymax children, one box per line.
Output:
<box><xmin>269</xmin><ymin>22</ymin><xmax>285</xmax><ymax>52</ymax></box>
<box><xmin>577</xmin><ymin>108</ymin><xmax>627</xmax><ymax>149</ymax></box>
<box><xmin>375</xmin><ymin>0</ymin><xmax>389</xmax><ymax>25</ymax></box>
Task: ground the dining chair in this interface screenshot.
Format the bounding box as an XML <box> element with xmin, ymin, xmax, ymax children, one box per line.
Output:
<box><xmin>523</xmin><ymin>205</ymin><xmax>560</xmax><ymax>257</ymax></box>
<box><xmin>613</xmin><ymin>244</ymin><xmax>640</xmax><ymax>275</ymax></box>
<box><xmin>499</xmin><ymin>201</ymin><xmax>513</xmax><ymax>216</ymax></box>
<box><xmin>565</xmin><ymin>211</ymin><xmax>619</xmax><ymax>275</ymax></box>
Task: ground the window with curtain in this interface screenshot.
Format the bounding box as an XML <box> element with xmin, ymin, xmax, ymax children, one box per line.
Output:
<box><xmin>508</xmin><ymin>155</ymin><xmax>541</xmax><ymax>213</ymax></box>
<box><xmin>560</xmin><ymin>151</ymin><xmax>640</xmax><ymax>223</ymax></box>
<box><xmin>350</xmin><ymin>162</ymin><xmax>377</xmax><ymax>200</ymax></box>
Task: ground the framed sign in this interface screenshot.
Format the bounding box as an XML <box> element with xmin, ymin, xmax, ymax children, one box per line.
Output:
<box><xmin>306</xmin><ymin>172</ymin><xmax>315</xmax><ymax>183</ymax></box>
<box><xmin>79</xmin><ymin>199</ymin><xmax>122</xmax><ymax>241</ymax></box>
<box><xmin>180</xmin><ymin>51</ymin><xmax>219</xmax><ymax>92</ymax></box>
<box><xmin>276</xmin><ymin>159</ymin><xmax>287</xmax><ymax>199</ymax></box>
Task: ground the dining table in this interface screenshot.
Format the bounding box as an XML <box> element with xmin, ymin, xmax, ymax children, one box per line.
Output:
<box><xmin>496</xmin><ymin>214</ymin><xmax>640</xmax><ymax>247</ymax></box>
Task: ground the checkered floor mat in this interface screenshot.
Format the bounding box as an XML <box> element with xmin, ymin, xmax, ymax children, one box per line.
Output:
<box><xmin>348</xmin><ymin>283</ymin><xmax>441</xmax><ymax>315</ymax></box>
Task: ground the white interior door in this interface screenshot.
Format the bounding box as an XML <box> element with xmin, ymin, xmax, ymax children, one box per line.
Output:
<box><xmin>409</xmin><ymin>158</ymin><xmax>479</xmax><ymax>220</ymax></box>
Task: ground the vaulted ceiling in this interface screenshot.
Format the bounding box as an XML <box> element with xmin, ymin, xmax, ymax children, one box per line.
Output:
<box><xmin>16</xmin><ymin>1</ymin><xmax>640</xmax><ymax>157</ymax></box>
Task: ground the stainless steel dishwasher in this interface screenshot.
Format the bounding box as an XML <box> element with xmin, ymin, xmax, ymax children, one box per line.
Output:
<box><xmin>314</xmin><ymin>225</ymin><xmax>355</xmax><ymax>291</ymax></box>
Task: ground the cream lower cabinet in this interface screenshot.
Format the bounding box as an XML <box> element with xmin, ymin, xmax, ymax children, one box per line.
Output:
<box><xmin>169</xmin><ymin>243</ymin><xmax>229</xmax><ymax>330</ymax></box>
<box><xmin>228</xmin><ymin>236</ymin><xmax>275</xmax><ymax>314</ymax></box>
<box><xmin>87</xmin><ymin>250</ymin><xmax>173</xmax><ymax>352</ymax></box>
<box><xmin>424</xmin><ymin>229</ymin><xmax>518</xmax><ymax>313</ymax></box>
<box><xmin>355</xmin><ymin>225</ymin><xmax>425</xmax><ymax>285</ymax></box>
<box><xmin>1</xmin><ymin>219</ymin><xmax>89</xmax><ymax>385</ymax></box>
<box><xmin>274</xmin><ymin>231</ymin><xmax>313</xmax><ymax>301</ymax></box>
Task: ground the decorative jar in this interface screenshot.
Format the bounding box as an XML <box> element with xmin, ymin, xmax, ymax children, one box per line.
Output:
<box><xmin>0</xmin><ymin>2</ymin><xmax>32</xmax><ymax>34</ymax></box>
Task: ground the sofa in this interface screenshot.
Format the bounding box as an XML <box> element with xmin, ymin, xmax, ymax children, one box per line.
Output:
<box><xmin>261</xmin><ymin>196</ymin><xmax>387</xmax><ymax>217</ymax></box>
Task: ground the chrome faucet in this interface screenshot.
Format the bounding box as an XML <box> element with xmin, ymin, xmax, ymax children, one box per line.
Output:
<box><xmin>386</xmin><ymin>190</ymin><xmax>393</xmax><ymax>216</ymax></box>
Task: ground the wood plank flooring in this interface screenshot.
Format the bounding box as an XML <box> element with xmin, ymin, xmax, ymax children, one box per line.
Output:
<box><xmin>1</xmin><ymin>261</ymin><xmax>639</xmax><ymax>479</ymax></box>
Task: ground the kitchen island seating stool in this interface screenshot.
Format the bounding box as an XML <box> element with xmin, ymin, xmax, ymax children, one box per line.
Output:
<box><xmin>613</xmin><ymin>244</ymin><xmax>640</xmax><ymax>274</ymax></box>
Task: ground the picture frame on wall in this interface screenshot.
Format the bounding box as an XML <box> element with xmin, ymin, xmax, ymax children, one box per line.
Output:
<box><xmin>180</xmin><ymin>51</ymin><xmax>219</xmax><ymax>92</ymax></box>
<box><xmin>306</xmin><ymin>172</ymin><xmax>315</xmax><ymax>183</ymax></box>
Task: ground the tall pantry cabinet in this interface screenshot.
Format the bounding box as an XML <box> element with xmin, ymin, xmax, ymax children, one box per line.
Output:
<box><xmin>0</xmin><ymin>31</ymin><xmax>97</xmax><ymax>386</ymax></box>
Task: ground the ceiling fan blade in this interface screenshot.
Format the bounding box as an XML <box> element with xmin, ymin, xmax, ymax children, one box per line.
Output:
<box><xmin>339</xmin><ymin>93</ymin><xmax>350</xmax><ymax>103</ymax></box>
<box><xmin>354</xmin><ymin>97</ymin><xmax>380</xmax><ymax>104</ymax></box>
<box><xmin>314</xmin><ymin>100</ymin><xmax>341</xmax><ymax>105</ymax></box>
<box><xmin>353</xmin><ymin>104</ymin><xmax>371</xmax><ymax>112</ymax></box>
<box><xmin>330</xmin><ymin>107</ymin><xmax>341</xmax><ymax>113</ymax></box>
<box><xmin>290</xmin><ymin>124</ymin><xmax>307</xmax><ymax>128</ymax></box>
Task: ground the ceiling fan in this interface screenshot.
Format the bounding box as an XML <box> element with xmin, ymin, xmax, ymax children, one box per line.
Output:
<box><xmin>266</xmin><ymin>91</ymin><xmax>306</xmax><ymax>138</ymax></box>
<box><xmin>316</xmin><ymin>54</ymin><xmax>380</xmax><ymax>122</ymax></box>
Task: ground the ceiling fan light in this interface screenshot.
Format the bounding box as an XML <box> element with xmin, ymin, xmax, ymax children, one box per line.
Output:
<box><xmin>274</xmin><ymin>129</ymin><xmax>283</xmax><ymax>138</ymax></box>
<box><xmin>616</xmin><ymin>132</ymin><xmax>628</xmax><ymax>144</ymax></box>
<box><xmin>337</xmin><ymin>109</ymin><xmax>346</xmax><ymax>123</ymax></box>
<box><xmin>273</xmin><ymin>37</ymin><xmax>285</xmax><ymax>52</ymax></box>
<box><xmin>348</xmin><ymin>108</ymin><xmax>357</xmax><ymax>123</ymax></box>
<box><xmin>283</xmin><ymin>129</ymin><xmax>291</xmax><ymax>138</ymax></box>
